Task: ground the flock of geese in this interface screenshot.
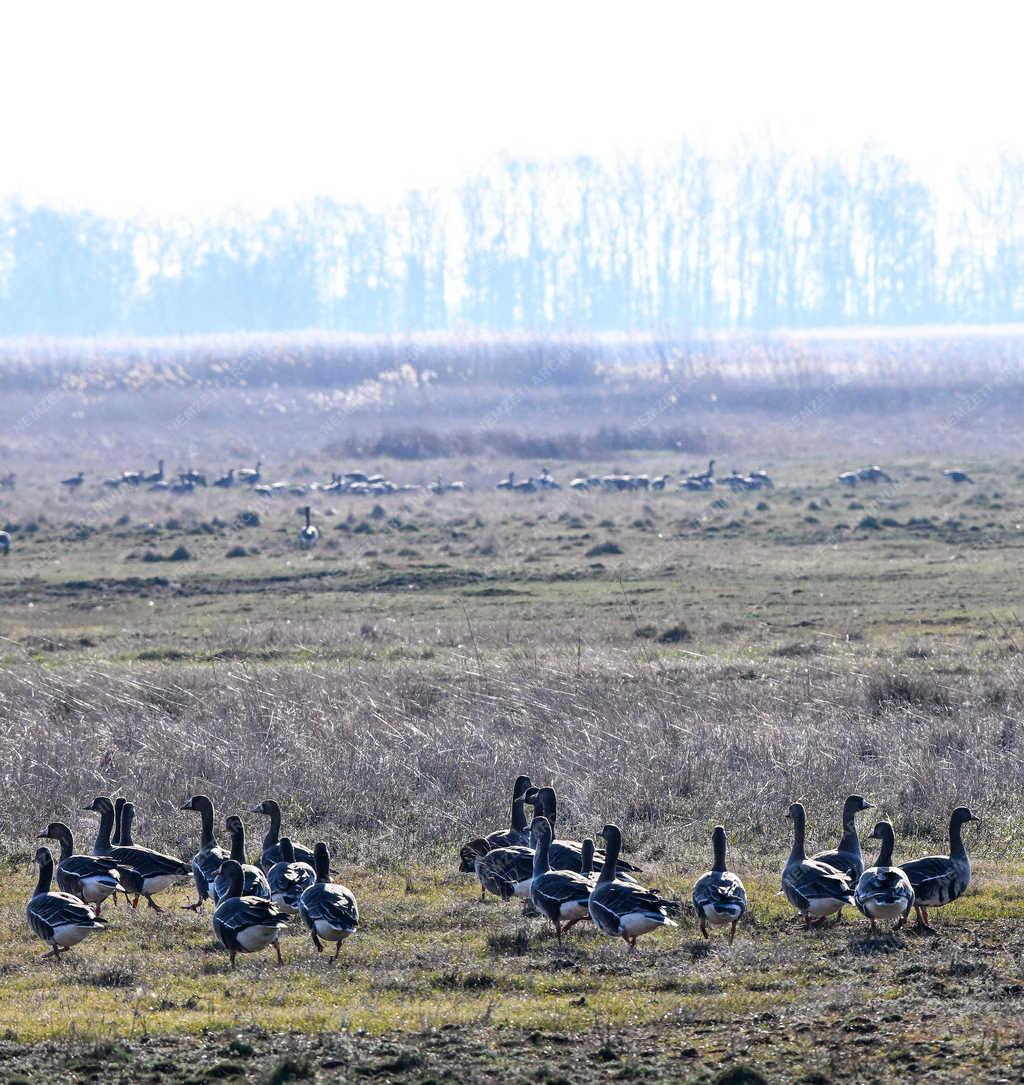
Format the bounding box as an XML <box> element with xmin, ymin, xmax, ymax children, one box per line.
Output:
<box><xmin>24</xmin><ymin>779</ymin><xmax>979</xmax><ymax>965</ymax></box>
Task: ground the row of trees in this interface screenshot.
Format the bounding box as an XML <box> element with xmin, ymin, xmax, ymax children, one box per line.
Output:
<box><xmin>2</xmin><ymin>146</ymin><xmax>1023</xmax><ymax>336</ymax></box>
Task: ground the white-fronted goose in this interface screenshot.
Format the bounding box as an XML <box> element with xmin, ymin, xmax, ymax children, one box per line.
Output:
<box><xmin>27</xmin><ymin>846</ymin><xmax>106</xmax><ymax>959</ymax></box>
<box><xmin>529</xmin><ymin>816</ymin><xmax>593</xmax><ymax>945</ymax></box>
<box><xmin>181</xmin><ymin>795</ymin><xmax>228</xmax><ymax>912</ymax></box>
<box><xmin>901</xmin><ymin>807</ymin><xmax>979</xmax><ymax>933</ymax></box>
<box><xmin>212</xmin><ymin>816</ymin><xmax>271</xmax><ymax>903</ymax></box>
<box><xmin>458</xmin><ymin>774</ymin><xmax>533</xmax><ymax>873</ymax></box>
<box><xmin>854</xmin><ymin>820</ymin><xmax>915</xmax><ymax>934</ymax></box>
<box><xmin>462</xmin><ymin>838</ymin><xmax>535</xmax><ymax>900</ymax></box>
<box><xmin>87</xmin><ymin>796</ymin><xmax>188</xmax><ymax>911</ymax></box>
<box><xmin>588</xmin><ymin>825</ymin><xmax>678</xmax><ymax>951</ymax></box>
<box><xmin>781</xmin><ymin>802</ymin><xmax>854</xmax><ymax>927</ymax></box>
<box><xmin>298</xmin><ymin>842</ymin><xmax>359</xmax><ymax>960</ymax></box>
<box><xmin>211</xmin><ymin>859</ymin><xmax>289</xmax><ymax>968</ymax></box>
<box><xmin>253</xmin><ymin>799</ymin><xmax>315</xmax><ymax>872</ymax></box>
<box><xmin>692</xmin><ymin>826</ymin><xmax>747</xmax><ymax>944</ymax></box>
<box><xmin>38</xmin><ymin>822</ymin><xmax>125</xmax><ymax>913</ymax></box>
<box><xmin>267</xmin><ymin>837</ymin><xmax>316</xmax><ymax>914</ymax></box>
<box><xmin>812</xmin><ymin>795</ymin><xmax>875</xmax><ymax>881</ymax></box>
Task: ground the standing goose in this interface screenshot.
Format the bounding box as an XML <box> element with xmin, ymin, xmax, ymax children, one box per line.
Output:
<box><xmin>37</xmin><ymin>822</ymin><xmax>125</xmax><ymax>913</ymax></box>
<box><xmin>458</xmin><ymin>774</ymin><xmax>533</xmax><ymax>872</ymax></box>
<box><xmin>854</xmin><ymin>821</ymin><xmax>915</xmax><ymax>934</ymax></box>
<box><xmin>529</xmin><ymin>816</ymin><xmax>593</xmax><ymax>945</ymax></box>
<box><xmin>781</xmin><ymin>803</ymin><xmax>855</xmax><ymax>927</ymax></box>
<box><xmin>529</xmin><ymin>788</ymin><xmax>642</xmax><ymax>876</ymax></box>
<box><xmin>299</xmin><ymin>506</ymin><xmax>319</xmax><ymax>548</ymax></box>
<box><xmin>901</xmin><ymin>807</ymin><xmax>979</xmax><ymax>933</ymax></box>
<box><xmin>27</xmin><ymin>846</ymin><xmax>106</xmax><ymax>959</ymax></box>
<box><xmin>462</xmin><ymin>837</ymin><xmax>535</xmax><ymax>901</ymax></box>
<box><xmin>212</xmin><ymin>816</ymin><xmax>271</xmax><ymax>903</ymax></box>
<box><xmin>253</xmin><ymin>799</ymin><xmax>315</xmax><ymax>872</ymax></box>
<box><xmin>298</xmin><ymin>842</ymin><xmax>359</xmax><ymax>960</ymax></box>
<box><xmin>181</xmin><ymin>795</ymin><xmax>228</xmax><ymax>912</ymax></box>
<box><xmin>692</xmin><ymin>826</ymin><xmax>748</xmax><ymax>944</ymax></box>
<box><xmin>812</xmin><ymin>795</ymin><xmax>875</xmax><ymax>881</ymax></box>
<box><xmin>588</xmin><ymin>825</ymin><xmax>678</xmax><ymax>951</ymax></box>
<box><xmin>111</xmin><ymin>797</ymin><xmax>127</xmax><ymax>847</ymax></box>
<box><xmin>87</xmin><ymin>796</ymin><xmax>188</xmax><ymax>911</ymax></box>
<box><xmin>211</xmin><ymin>859</ymin><xmax>289</xmax><ymax>968</ymax></box>
<box><xmin>267</xmin><ymin>837</ymin><xmax>317</xmax><ymax>914</ymax></box>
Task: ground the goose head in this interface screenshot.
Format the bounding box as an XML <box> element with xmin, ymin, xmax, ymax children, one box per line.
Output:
<box><xmin>225</xmin><ymin>814</ymin><xmax>244</xmax><ymax>835</ymax></box>
<box><xmin>866</xmin><ymin>820</ymin><xmax>894</xmax><ymax>842</ymax></box>
<box><xmin>785</xmin><ymin>802</ymin><xmax>805</xmax><ymax>824</ymax></box>
<box><xmin>252</xmin><ymin>799</ymin><xmax>281</xmax><ymax>818</ymax></box>
<box><xmin>951</xmin><ymin>807</ymin><xmax>980</xmax><ymax>830</ymax></box>
<box><xmin>181</xmin><ymin>795</ymin><xmax>214</xmax><ymax>814</ymax></box>
<box><xmin>844</xmin><ymin>795</ymin><xmax>874</xmax><ymax>816</ymax></box>
<box><xmin>84</xmin><ymin>796</ymin><xmax>114</xmax><ymax>815</ymax></box>
<box><xmin>38</xmin><ymin>822</ymin><xmax>73</xmax><ymax>848</ymax></box>
<box><xmin>33</xmin><ymin>845</ymin><xmax>54</xmax><ymax>868</ymax></box>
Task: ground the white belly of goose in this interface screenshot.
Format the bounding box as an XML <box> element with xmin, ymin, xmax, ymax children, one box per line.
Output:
<box><xmin>236</xmin><ymin>925</ymin><xmax>284</xmax><ymax>952</ymax></box>
<box><xmin>139</xmin><ymin>874</ymin><xmax>177</xmax><ymax>895</ymax></box>
<box><xmin>859</xmin><ymin>898</ymin><xmax>908</xmax><ymax>921</ymax></box>
<box><xmin>699</xmin><ymin>902</ymin><xmax>743</xmax><ymax>925</ymax></box>
<box><xmin>79</xmin><ymin>874</ymin><xmax>120</xmax><ymax>903</ymax></box>
<box><xmin>805</xmin><ymin>896</ymin><xmax>845</xmax><ymax>919</ymax></box>
<box><xmin>51</xmin><ymin>922</ymin><xmax>99</xmax><ymax>949</ymax></box>
<box><xmin>620</xmin><ymin>911</ymin><xmax>677</xmax><ymax>937</ymax></box>
<box><xmin>313</xmin><ymin>919</ymin><xmax>353</xmax><ymax>943</ymax></box>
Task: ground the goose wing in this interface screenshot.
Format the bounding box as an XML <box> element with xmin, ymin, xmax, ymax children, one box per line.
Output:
<box><xmin>784</xmin><ymin>859</ymin><xmax>853</xmax><ymax>906</ymax></box>
<box><xmin>900</xmin><ymin>855</ymin><xmax>962</xmax><ymax>903</ymax></box>
<box><xmin>28</xmin><ymin>891</ymin><xmax>102</xmax><ymax>934</ymax></box>
<box><xmin>591</xmin><ymin>879</ymin><xmax>678</xmax><ymax>924</ymax></box>
<box><xmin>261</xmin><ymin>841</ymin><xmax>315</xmax><ymax>871</ymax></box>
<box><xmin>59</xmin><ymin>855</ymin><xmax>122</xmax><ymax>881</ymax></box>
<box><xmin>480</xmin><ymin>845</ymin><xmax>534</xmax><ymax>885</ymax></box>
<box><xmin>300</xmin><ymin>882</ymin><xmax>358</xmax><ymax>930</ymax></box>
<box><xmin>269</xmin><ymin>862</ymin><xmax>315</xmax><ymax>896</ymax></box>
<box><xmin>856</xmin><ymin>866</ymin><xmax>913</xmax><ymax>905</ymax></box>
<box><xmin>532</xmin><ymin>870</ymin><xmax>592</xmax><ymax>911</ymax></box>
<box><xmin>811</xmin><ymin>847</ymin><xmax>860</xmax><ymax>881</ymax></box>
<box><xmin>216</xmin><ymin>895</ymin><xmax>288</xmax><ymax>932</ymax></box>
<box><xmin>693</xmin><ymin>870</ymin><xmax>747</xmax><ymax>912</ymax></box>
<box><xmin>548</xmin><ymin>841</ymin><xmax>641</xmax><ymax>876</ymax></box>
<box><xmin>110</xmin><ymin>845</ymin><xmax>188</xmax><ymax>879</ymax></box>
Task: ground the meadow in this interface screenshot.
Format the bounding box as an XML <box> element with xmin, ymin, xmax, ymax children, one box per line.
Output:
<box><xmin>2</xmin><ymin>330</ymin><xmax>1024</xmax><ymax>1082</ymax></box>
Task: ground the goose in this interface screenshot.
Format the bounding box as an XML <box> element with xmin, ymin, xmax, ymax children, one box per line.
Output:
<box><xmin>857</xmin><ymin>465</ymin><xmax>892</xmax><ymax>483</ymax></box>
<box><xmin>692</xmin><ymin>826</ymin><xmax>747</xmax><ymax>944</ymax></box>
<box><xmin>213</xmin><ymin>468</ymin><xmax>235</xmax><ymax>488</ymax></box>
<box><xmin>61</xmin><ymin>471</ymin><xmax>85</xmax><ymax>489</ymax></box>
<box><xmin>900</xmin><ymin>807</ymin><xmax>979</xmax><ymax>933</ymax></box>
<box><xmin>812</xmin><ymin>794</ymin><xmax>875</xmax><ymax>881</ymax></box>
<box><xmin>107</xmin><ymin>797</ymin><xmax>146</xmax><ymax>902</ymax></box>
<box><xmin>237</xmin><ymin>460</ymin><xmax>262</xmax><ymax>484</ymax></box>
<box><xmin>651</xmin><ymin>474</ymin><xmax>672</xmax><ymax>491</ymax></box>
<box><xmin>111</xmin><ymin>797</ymin><xmax>127</xmax><ymax>847</ymax></box>
<box><xmin>854</xmin><ymin>821</ymin><xmax>915</xmax><ymax>934</ymax></box>
<box><xmin>496</xmin><ymin>471</ymin><xmax>516</xmax><ymax>491</ymax></box>
<box><xmin>27</xmin><ymin>846</ymin><xmax>106</xmax><ymax>959</ymax></box>
<box><xmin>211</xmin><ymin>859</ymin><xmax>289</xmax><ymax>968</ymax></box>
<box><xmin>0</xmin><ymin>531</ymin><xmax>10</xmax><ymax>556</ymax></box>
<box><xmin>781</xmin><ymin>802</ymin><xmax>854</xmax><ymax>927</ymax></box>
<box><xmin>37</xmin><ymin>821</ymin><xmax>125</xmax><ymax>912</ymax></box>
<box><xmin>267</xmin><ymin>837</ymin><xmax>317</xmax><ymax>914</ymax></box>
<box><xmin>299</xmin><ymin>505</ymin><xmax>319</xmax><ymax>548</ymax></box>
<box><xmin>943</xmin><ymin>468</ymin><xmax>973</xmax><ymax>484</ymax></box>
<box><xmin>212</xmin><ymin>816</ymin><xmax>271</xmax><ymax>903</ymax></box>
<box><xmin>458</xmin><ymin>775</ymin><xmax>533</xmax><ymax>873</ymax></box>
<box><xmin>181</xmin><ymin>795</ymin><xmax>228</xmax><ymax>912</ymax></box>
<box><xmin>253</xmin><ymin>799</ymin><xmax>315</xmax><ymax>871</ymax></box>
<box><xmin>144</xmin><ymin>460</ymin><xmax>165</xmax><ymax>484</ymax></box>
<box><xmin>87</xmin><ymin>796</ymin><xmax>188</xmax><ymax>911</ymax></box>
<box><xmin>463</xmin><ymin>837</ymin><xmax>536</xmax><ymax>900</ymax></box>
<box><xmin>528</xmin><ymin>816</ymin><xmax>593</xmax><ymax>945</ymax></box>
<box><xmin>528</xmin><ymin>787</ymin><xmax>641</xmax><ymax>876</ymax></box>
<box><xmin>749</xmin><ymin>469</ymin><xmax>774</xmax><ymax>489</ymax></box>
<box><xmin>588</xmin><ymin>824</ymin><xmax>678</xmax><ymax>951</ymax></box>
<box><xmin>298</xmin><ymin>842</ymin><xmax>359</xmax><ymax>959</ymax></box>
<box><xmin>837</xmin><ymin>471</ymin><xmax>859</xmax><ymax>487</ymax></box>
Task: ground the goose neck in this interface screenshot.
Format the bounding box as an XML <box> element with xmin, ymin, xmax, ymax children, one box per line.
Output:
<box><xmin>598</xmin><ymin>831</ymin><xmax>620</xmax><ymax>883</ymax></box>
<box><xmin>34</xmin><ymin>855</ymin><xmax>53</xmax><ymax>896</ymax></box>
<box><xmin>712</xmin><ymin>832</ymin><xmax>727</xmax><ymax>873</ymax></box>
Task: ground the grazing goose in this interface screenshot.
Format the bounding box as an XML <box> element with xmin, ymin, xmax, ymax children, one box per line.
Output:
<box><xmin>529</xmin><ymin>816</ymin><xmax>593</xmax><ymax>945</ymax></box>
<box><xmin>854</xmin><ymin>821</ymin><xmax>915</xmax><ymax>934</ymax></box>
<box><xmin>87</xmin><ymin>796</ymin><xmax>188</xmax><ymax>911</ymax></box>
<box><xmin>181</xmin><ymin>795</ymin><xmax>228</xmax><ymax>912</ymax></box>
<box><xmin>299</xmin><ymin>505</ymin><xmax>319</xmax><ymax>548</ymax></box>
<box><xmin>588</xmin><ymin>824</ymin><xmax>678</xmax><ymax>951</ymax></box>
<box><xmin>211</xmin><ymin>859</ymin><xmax>289</xmax><ymax>968</ymax></box>
<box><xmin>212</xmin><ymin>816</ymin><xmax>271</xmax><ymax>903</ymax></box>
<box><xmin>298</xmin><ymin>842</ymin><xmax>359</xmax><ymax>959</ymax></box>
<box><xmin>458</xmin><ymin>774</ymin><xmax>533</xmax><ymax>872</ymax></box>
<box><xmin>901</xmin><ymin>807</ymin><xmax>979</xmax><ymax>933</ymax></box>
<box><xmin>943</xmin><ymin>468</ymin><xmax>973</xmax><ymax>484</ymax></box>
<box><xmin>27</xmin><ymin>846</ymin><xmax>106</xmax><ymax>959</ymax></box>
<box><xmin>812</xmin><ymin>795</ymin><xmax>875</xmax><ymax>881</ymax></box>
<box><xmin>692</xmin><ymin>826</ymin><xmax>747</xmax><ymax>944</ymax></box>
<box><xmin>529</xmin><ymin>787</ymin><xmax>642</xmax><ymax>876</ymax></box>
<box><xmin>38</xmin><ymin>822</ymin><xmax>124</xmax><ymax>912</ymax></box>
<box><xmin>781</xmin><ymin>802</ymin><xmax>854</xmax><ymax>927</ymax></box>
<box><xmin>253</xmin><ymin>799</ymin><xmax>315</xmax><ymax>872</ymax></box>
<box><xmin>267</xmin><ymin>837</ymin><xmax>317</xmax><ymax>914</ymax></box>
<box><xmin>463</xmin><ymin>837</ymin><xmax>536</xmax><ymax>900</ymax></box>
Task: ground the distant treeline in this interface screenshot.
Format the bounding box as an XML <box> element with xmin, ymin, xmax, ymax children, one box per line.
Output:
<box><xmin>3</xmin><ymin>145</ymin><xmax>1024</xmax><ymax>336</ymax></box>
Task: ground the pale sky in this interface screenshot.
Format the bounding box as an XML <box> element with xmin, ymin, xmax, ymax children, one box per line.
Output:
<box><xmin>2</xmin><ymin>1</ymin><xmax>1022</xmax><ymax>219</ymax></box>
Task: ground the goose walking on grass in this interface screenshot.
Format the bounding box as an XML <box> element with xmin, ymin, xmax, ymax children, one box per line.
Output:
<box><xmin>298</xmin><ymin>505</ymin><xmax>319</xmax><ymax>548</ymax></box>
<box><xmin>781</xmin><ymin>803</ymin><xmax>854</xmax><ymax>928</ymax></box>
<box><xmin>267</xmin><ymin>837</ymin><xmax>316</xmax><ymax>913</ymax></box>
<box><xmin>38</xmin><ymin>822</ymin><xmax>125</xmax><ymax>913</ymax></box>
<box><xmin>692</xmin><ymin>826</ymin><xmax>747</xmax><ymax>944</ymax></box>
<box><xmin>181</xmin><ymin>795</ymin><xmax>228</xmax><ymax>912</ymax></box>
<box><xmin>212</xmin><ymin>816</ymin><xmax>270</xmax><ymax>903</ymax></box>
<box><xmin>529</xmin><ymin>816</ymin><xmax>593</xmax><ymax>945</ymax></box>
<box><xmin>211</xmin><ymin>859</ymin><xmax>289</xmax><ymax>968</ymax></box>
<box><xmin>298</xmin><ymin>842</ymin><xmax>359</xmax><ymax>960</ymax></box>
<box><xmin>854</xmin><ymin>821</ymin><xmax>915</xmax><ymax>934</ymax></box>
<box><xmin>87</xmin><ymin>796</ymin><xmax>188</xmax><ymax>911</ymax></box>
<box><xmin>901</xmin><ymin>807</ymin><xmax>979</xmax><ymax>933</ymax></box>
<box><xmin>588</xmin><ymin>824</ymin><xmax>678</xmax><ymax>951</ymax></box>
<box><xmin>253</xmin><ymin>799</ymin><xmax>315</xmax><ymax>872</ymax></box>
<box><xmin>27</xmin><ymin>846</ymin><xmax>106</xmax><ymax>959</ymax></box>
<box><xmin>458</xmin><ymin>774</ymin><xmax>533</xmax><ymax>873</ymax></box>
<box><xmin>812</xmin><ymin>794</ymin><xmax>875</xmax><ymax>881</ymax></box>
<box><xmin>463</xmin><ymin>837</ymin><xmax>536</xmax><ymax>901</ymax></box>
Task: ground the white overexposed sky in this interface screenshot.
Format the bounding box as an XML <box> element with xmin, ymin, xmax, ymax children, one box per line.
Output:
<box><xmin>2</xmin><ymin>0</ymin><xmax>1022</xmax><ymax>219</ymax></box>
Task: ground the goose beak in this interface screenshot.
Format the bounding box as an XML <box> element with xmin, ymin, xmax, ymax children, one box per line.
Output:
<box><xmin>863</xmin><ymin>801</ymin><xmax>875</xmax><ymax>809</ymax></box>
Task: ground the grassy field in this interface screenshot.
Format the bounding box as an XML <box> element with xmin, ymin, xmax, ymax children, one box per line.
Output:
<box><xmin>3</xmin><ymin>333</ymin><xmax>1024</xmax><ymax>1080</ymax></box>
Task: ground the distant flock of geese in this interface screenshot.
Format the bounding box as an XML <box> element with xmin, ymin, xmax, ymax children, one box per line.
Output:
<box><xmin>25</xmin><ymin>778</ymin><xmax>979</xmax><ymax>967</ymax></box>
